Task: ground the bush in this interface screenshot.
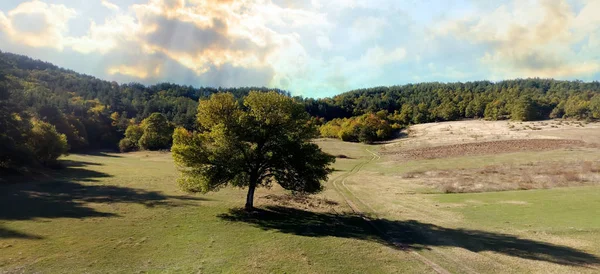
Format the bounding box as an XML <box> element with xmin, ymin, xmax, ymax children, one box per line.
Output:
<box><xmin>124</xmin><ymin>124</ymin><xmax>143</xmax><ymax>143</ymax></box>
<box><xmin>138</xmin><ymin>113</ymin><xmax>172</xmax><ymax>151</ymax></box>
<box><xmin>118</xmin><ymin>138</ymin><xmax>138</xmax><ymax>152</ymax></box>
<box><xmin>319</xmin><ymin>112</ymin><xmax>394</xmax><ymax>143</ymax></box>
<box><xmin>27</xmin><ymin>120</ymin><xmax>68</xmax><ymax>166</ymax></box>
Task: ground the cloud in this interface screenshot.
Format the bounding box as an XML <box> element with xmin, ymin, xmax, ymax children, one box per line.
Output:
<box><xmin>361</xmin><ymin>46</ymin><xmax>406</xmax><ymax>66</ymax></box>
<box><xmin>0</xmin><ymin>1</ymin><xmax>76</xmax><ymax>50</ymax></box>
<box><xmin>108</xmin><ymin>64</ymin><xmax>155</xmax><ymax>79</ymax></box>
<box><xmin>316</xmin><ymin>35</ymin><xmax>333</xmax><ymax>50</ymax></box>
<box><xmin>350</xmin><ymin>16</ymin><xmax>387</xmax><ymax>41</ymax></box>
<box><xmin>435</xmin><ymin>0</ymin><xmax>600</xmax><ymax>79</ymax></box>
<box><xmin>101</xmin><ymin>0</ymin><xmax>120</xmax><ymax>11</ymax></box>
<box><xmin>66</xmin><ymin>15</ymin><xmax>138</xmax><ymax>54</ymax></box>
<box><xmin>2</xmin><ymin>0</ymin><xmax>600</xmax><ymax>97</ymax></box>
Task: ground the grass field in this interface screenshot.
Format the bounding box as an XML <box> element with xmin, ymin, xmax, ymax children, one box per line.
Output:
<box><xmin>2</xmin><ymin>120</ymin><xmax>600</xmax><ymax>273</ymax></box>
<box><xmin>318</xmin><ymin>120</ymin><xmax>600</xmax><ymax>273</ymax></box>
<box><xmin>0</xmin><ymin>152</ymin><xmax>429</xmax><ymax>273</ymax></box>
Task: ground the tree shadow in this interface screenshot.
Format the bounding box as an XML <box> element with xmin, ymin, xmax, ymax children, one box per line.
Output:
<box><xmin>219</xmin><ymin>206</ymin><xmax>600</xmax><ymax>267</ymax></box>
<box><xmin>0</xmin><ymin>226</ymin><xmax>43</xmax><ymax>240</ymax></box>
<box><xmin>60</xmin><ymin>159</ymin><xmax>104</xmax><ymax>167</ymax></box>
<box><xmin>0</xmin><ymin>159</ymin><xmax>205</xmax><ymax>239</ymax></box>
<box><xmin>72</xmin><ymin>151</ymin><xmax>122</xmax><ymax>158</ymax></box>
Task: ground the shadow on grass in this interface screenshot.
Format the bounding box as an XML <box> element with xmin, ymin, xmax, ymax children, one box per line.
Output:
<box><xmin>72</xmin><ymin>150</ymin><xmax>122</xmax><ymax>158</ymax></box>
<box><xmin>59</xmin><ymin>159</ymin><xmax>104</xmax><ymax>167</ymax></box>
<box><xmin>219</xmin><ymin>206</ymin><xmax>600</xmax><ymax>267</ymax></box>
<box><xmin>0</xmin><ymin>159</ymin><xmax>204</xmax><ymax>239</ymax></box>
<box><xmin>0</xmin><ymin>226</ymin><xmax>43</xmax><ymax>240</ymax></box>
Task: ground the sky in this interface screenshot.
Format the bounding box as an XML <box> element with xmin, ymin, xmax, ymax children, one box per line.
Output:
<box><xmin>1</xmin><ymin>0</ymin><xmax>599</xmax><ymax>98</ymax></box>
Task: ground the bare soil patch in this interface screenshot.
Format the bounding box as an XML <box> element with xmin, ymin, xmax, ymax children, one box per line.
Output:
<box><xmin>401</xmin><ymin>160</ymin><xmax>600</xmax><ymax>193</ymax></box>
<box><xmin>260</xmin><ymin>194</ymin><xmax>340</xmax><ymax>212</ymax></box>
<box><xmin>383</xmin><ymin>139</ymin><xmax>587</xmax><ymax>161</ymax></box>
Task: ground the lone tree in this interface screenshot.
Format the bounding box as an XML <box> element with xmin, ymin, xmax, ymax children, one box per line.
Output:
<box><xmin>172</xmin><ymin>91</ymin><xmax>335</xmax><ymax>210</ymax></box>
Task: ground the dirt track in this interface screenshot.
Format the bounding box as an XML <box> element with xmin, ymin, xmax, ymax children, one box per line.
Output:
<box><xmin>383</xmin><ymin>139</ymin><xmax>587</xmax><ymax>161</ymax></box>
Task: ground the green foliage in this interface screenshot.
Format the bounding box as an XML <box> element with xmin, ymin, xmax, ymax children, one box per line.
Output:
<box><xmin>138</xmin><ymin>113</ymin><xmax>172</xmax><ymax>150</ymax></box>
<box><xmin>319</xmin><ymin>113</ymin><xmax>393</xmax><ymax>143</ymax></box>
<box><xmin>125</xmin><ymin>124</ymin><xmax>144</xmax><ymax>143</ymax></box>
<box><xmin>484</xmin><ymin>100</ymin><xmax>507</xmax><ymax>120</ymax></box>
<box><xmin>37</xmin><ymin>105</ymin><xmax>88</xmax><ymax>151</ymax></box>
<box><xmin>0</xmin><ymin>84</ymin><xmax>35</xmax><ymax>169</ymax></box>
<box><xmin>0</xmin><ymin>51</ymin><xmax>288</xmax><ymax>152</ymax></box>
<box><xmin>118</xmin><ymin>138</ymin><xmax>138</xmax><ymax>153</ymax></box>
<box><xmin>300</xmin><ymin>79</ymin><xmax>600</xmax><ymax>129</ymax></box>
<box><xmin>511</xmin><ymin>96</ymin><xmax>539</xmax><ymax>121</ymax></box>
<box><xmin>110</xmin><ymin>111</ymin><xmax>132</xmax><ymax>133</ymax></box>
<box><xmin>118</xmin><ymin>124</ymin><xmax>144</xmax><ymax>152</ymax></box>
<box><xmin>433</xmin><ymin>100</ymin><xmax>460</xmax><ymax>121</ymax></box>
<box><xmin>172</xmin><ymin>91</ymin><xmax>335</xmax><ymax>209</ymax></box>
<box><xmin>27</xmin><ymin>120</ymin><xmax>68</xmax><ymax>167</ymax></box>
<box><xmin>590</xmin><ymin>95</ymin><xmax>600</xmax><ymax>119</ymax></box>
<box><xmin>564</xmin><ymin>96</ymin><xmax>591</xmax><ymax>119</ymax></box>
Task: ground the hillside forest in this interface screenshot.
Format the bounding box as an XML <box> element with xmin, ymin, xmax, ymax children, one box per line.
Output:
<box><xmin>2</xmin><ymin>51</ymin><xmax>600</xmax><ymax>171</ymax></box>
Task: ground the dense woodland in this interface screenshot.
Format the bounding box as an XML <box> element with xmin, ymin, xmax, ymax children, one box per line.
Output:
<box><xmin>0</xmin><ymin>51</ymin><xmax>286</xmax><ymax>171</ymax></box>
<box><xmin>2</xmin><ymin>50</ymin><xmax>600</xmax><ymax>171</ymax></box>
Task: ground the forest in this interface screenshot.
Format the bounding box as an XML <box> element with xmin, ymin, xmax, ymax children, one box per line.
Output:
<box><xmin>2</xmin><ymin>50</ymin><xmax>600</xmax><ymax>171</ymax></box>
<box><xmin>306</xmin><ymin>79</ymin><xmax>600</xmax><ymax>142</ymax></box>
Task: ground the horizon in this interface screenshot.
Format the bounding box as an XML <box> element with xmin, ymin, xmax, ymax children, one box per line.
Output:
<box><xmin>1</xmin><ymin>0</ymin><xmax>600</xmax><ymax>98</ymax></box>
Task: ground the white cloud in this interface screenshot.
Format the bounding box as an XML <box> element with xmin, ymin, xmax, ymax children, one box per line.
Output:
<box><xmin>434</xmin><ymin>0</ymin><xmax>600</xmax><ymax>78</ymax></box>
<box><xmin>361</xmin><ymin>46</ymin><xmax>406</xmax><ymax>66</ymax></box>
<box><xmin>316</xmin><ymin>35</ymin><xmax>333</xmax><ymax>50</ymax></box>
<box><xmin>0</xmin><ymin>0</ymin><xmax>76</xmax><ymax>50</ymax></box>
<box><xmin>66</xmin><ymin>15</ymin><xmax>138</xmax><ymax>54</ymax></box>
<box><xmin>101</xmin><ymin>0</ymin><xmax>120</xmax><ymax>11</ymax></box>
<box><xmin>350</xmin><ymin>16</ymin><xmax>387</xmax><ymax>41</ymax></box>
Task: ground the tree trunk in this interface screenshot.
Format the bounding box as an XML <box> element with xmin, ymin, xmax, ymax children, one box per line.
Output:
<box><xmin>245</xmin><ymin>182</ymin><xmax>256</xmax><ymax>211</ymax></box>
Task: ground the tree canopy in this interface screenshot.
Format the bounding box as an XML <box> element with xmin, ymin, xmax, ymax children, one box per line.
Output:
<box><xmin>172</xmin><ymin>92</ymin><xmax>335</xmax><ymax>210</ymax></box>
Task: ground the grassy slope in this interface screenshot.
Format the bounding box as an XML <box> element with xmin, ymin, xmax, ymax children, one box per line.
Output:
<box><xmin>0</xmin><ymin>151</ymin><xmax>428</xmax><ymax>273</ymax></box>
<box><xmin>319</xmin><ymin>139</ymin><xmax>600</xmax><ymax>273</ymax></box>
<box><xmin>431</xmin><ymin>187</ymin><xmax>600</xmax><ymax>272</ymax></box>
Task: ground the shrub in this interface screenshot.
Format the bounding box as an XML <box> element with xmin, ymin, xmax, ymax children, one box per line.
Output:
<box><xmin>138</xmin><ymin>113</ymin><xmax>172</xmax><ymax>150</ymax></box>
<box><xmin>319</xmin><ymin>112</ymin><xmax>394</xmax><ymax>143</ymax></box>
<box><xmin>124</xmin><ymin>124</ymin><xmax>143</xmax><ymax>143</ymax></box>
<box><xmin>27</xmin><ymin>120</ymin><xmax>68</xmax><ymax>166</ymax></box>
<box><xmin>119</xmin><ymin>138</ymin><xmax>138</xmax><ymax>152</ymax></box>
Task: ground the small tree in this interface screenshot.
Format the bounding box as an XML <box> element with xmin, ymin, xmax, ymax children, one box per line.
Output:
<box><xmin>172</xmin><ymin>92</ymin><xmax>335</xmax><ymax>210</ymax></box>
<box><xmin>119</xmin><ymin>124</ymin><xmax>144</xmax><ymax>152</ymax></box>
<box><xmin>138</xmin><ymin>113</ymin><xmax>172</xmax><ymax>150</ymax></box>
<box><xmin>27</xmin><ymin>120</ymin><xmax>68</xmax><ymax>166</ymax></box>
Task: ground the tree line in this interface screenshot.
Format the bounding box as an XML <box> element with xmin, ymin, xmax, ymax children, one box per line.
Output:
<box><xmin>302</xmin><ymin>79</ymin><xmax>600</xmax><ymax>142</ymax></box>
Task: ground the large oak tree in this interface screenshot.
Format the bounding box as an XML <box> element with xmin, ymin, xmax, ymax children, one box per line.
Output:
<box><xmin>172</xmin><ymin>91</ymin><xmax>335</xmax><ymax>210</ymax></box>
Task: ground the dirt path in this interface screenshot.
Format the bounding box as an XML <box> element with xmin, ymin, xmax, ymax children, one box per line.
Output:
<box><xmin>331</xmin><ymin>149</ymin><xmax>454</xmax><ymax>274</ymax></box>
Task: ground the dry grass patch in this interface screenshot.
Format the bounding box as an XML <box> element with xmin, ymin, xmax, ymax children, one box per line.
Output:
<box><xmin>260</xmin><ymin>194</ymin><xmax>340</xmax><ymax>212</ymax></box>
<box><xmin>383</xmin><ymin>139</ymin><xmax>587</xmax><ymax>162</ymax></box>
<box><xmin>401</xmin><ymin>160</ymin><xmax>600</xmax><ymax>193</ymax></box>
